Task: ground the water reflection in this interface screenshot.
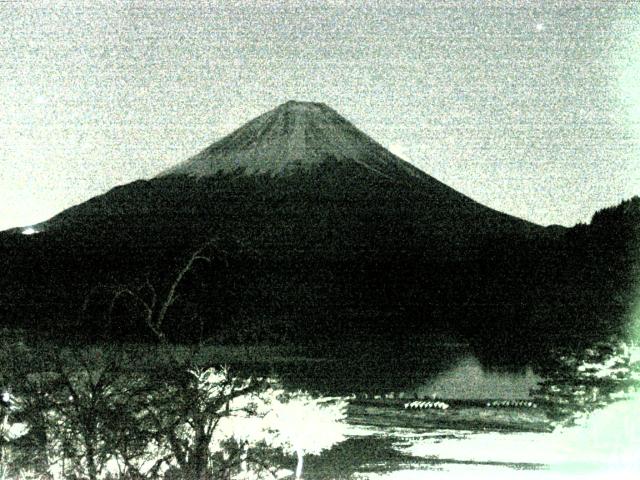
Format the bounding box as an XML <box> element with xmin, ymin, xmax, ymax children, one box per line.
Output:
<box><xmin>409</xmin><ymin>354</ymin><xmax>541</xmax><ymax>400</ymax></box>
<box><xmin>246</xmin><ymin>342</ymin><xmax>541</xmax><ymax>399</ymax></box>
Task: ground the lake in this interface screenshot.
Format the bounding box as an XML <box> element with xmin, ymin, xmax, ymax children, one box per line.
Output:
<box><xmin>254</xmin><ymin>340</ymin><xmax>543</xmax><ymax>401</ymax></box>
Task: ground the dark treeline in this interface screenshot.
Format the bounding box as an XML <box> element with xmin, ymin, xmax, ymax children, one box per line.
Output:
<box><xmin>0</xmin><ymin>167</ymin><xmax>637</xmax><ymax>365</ymax></box>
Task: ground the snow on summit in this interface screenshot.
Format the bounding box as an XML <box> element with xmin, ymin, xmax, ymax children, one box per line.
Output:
<box><xmin>159</xmin><ymin>101</ymin><xmax>425</xmax><ymax>180</ymax></box>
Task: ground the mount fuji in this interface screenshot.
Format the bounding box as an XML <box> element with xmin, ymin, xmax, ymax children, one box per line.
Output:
<box><xmin>36</xmin><ymin>101</ymin><xmax>541</xmax><ymax>239</ymax></box>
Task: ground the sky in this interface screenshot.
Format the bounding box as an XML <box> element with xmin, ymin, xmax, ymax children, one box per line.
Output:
<box><xmin>1</xmin><ymin>0</ymin><xmax>639</xmax><ymax>230</ymax></box>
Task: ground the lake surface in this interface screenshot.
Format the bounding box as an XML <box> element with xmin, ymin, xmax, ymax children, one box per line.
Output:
<box><xmin>256</xmin><ymin>341</ymin><xmax>543</xmax><ymax>399</ymax></box>
<box><xmin>409</xmin><ymin>354</ymin><xmax>541</xmax><ymax>400</ymax></box>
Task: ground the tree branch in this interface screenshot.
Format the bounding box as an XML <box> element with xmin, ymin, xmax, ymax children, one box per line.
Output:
<box><xmin>153</xmin><ymin>241</ymin><xmax>216</xmax><ymax>339</ymax></box>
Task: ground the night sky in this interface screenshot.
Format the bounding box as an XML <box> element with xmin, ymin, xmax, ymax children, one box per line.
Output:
<box><xmin>1</xmin><ymin>0</ymin><xmax>639</xmax><ymax>230</ymax></box>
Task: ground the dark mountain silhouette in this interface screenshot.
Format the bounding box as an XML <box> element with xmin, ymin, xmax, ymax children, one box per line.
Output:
<box><xmin>0</xmin><ymin>102</ymin><xmax>636</xmax><ymax>359</ymax></box>
<box><xmin>38</xmin><ymin>101</ymin><xmax>540</xmax><ymax>241</ymax></box>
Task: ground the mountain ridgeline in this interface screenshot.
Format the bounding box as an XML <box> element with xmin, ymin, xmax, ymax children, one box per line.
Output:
<box><xmin>0</xmin><ymin>101</ymin><xmax>637</xmax><ymax>359</ymax></box>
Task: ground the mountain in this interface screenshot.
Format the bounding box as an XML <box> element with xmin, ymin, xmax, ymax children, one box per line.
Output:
<box><xmin>0</xmin><ymin>101</ymin><xmax>631</xmax><ymax>353</ymax></box>
<box><xmin>34</xmin><ymin>101</ymin><xmax>541</xmax><ymax>242</ymax></box>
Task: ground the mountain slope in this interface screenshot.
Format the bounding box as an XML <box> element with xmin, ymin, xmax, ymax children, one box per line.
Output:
<box><xmin>39</xmin><ymin>100</ymin><xmax>540</xmax><ymax>242</ymax></box>
<box><xmin>160</xmin><ymin>100</ymin><xmax>427</xmax><ymax>180</ymax></box>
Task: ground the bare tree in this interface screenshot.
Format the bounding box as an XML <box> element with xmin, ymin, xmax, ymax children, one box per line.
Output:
<box><xmin>140</xmin><ymin>367</ymin><xmax>269</xmax><ymax>480</ymax></box>
<box><xmin>83</xmin><ymin>239</ymin><xmax>221</xmax><ymax>343</ymax></box>
<box><xmin>2</xmin><ymin>345</ymin><xmax>128</xmax><ymax>480</ymax></box>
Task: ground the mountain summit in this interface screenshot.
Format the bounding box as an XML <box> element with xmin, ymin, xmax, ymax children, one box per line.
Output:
<box><xmin>160</xmin><ymin>100</ymin><xmax>424</xmax><ymax>180</ymax></box>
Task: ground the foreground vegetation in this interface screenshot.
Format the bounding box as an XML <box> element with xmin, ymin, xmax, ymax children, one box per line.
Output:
<box><xmin>0</xmin><ymin>336</ymin><xmax>348</xmax><ymax>480</ymax></box>
<box><xmin>531</xmin><ymin>336</ymin><xmax>640</xmax><ymax>427</ymax></box>
<box><xmin>1</xmin><ymin>329</ymin><xmax>638</xmax><ymax>479</ymax></box>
